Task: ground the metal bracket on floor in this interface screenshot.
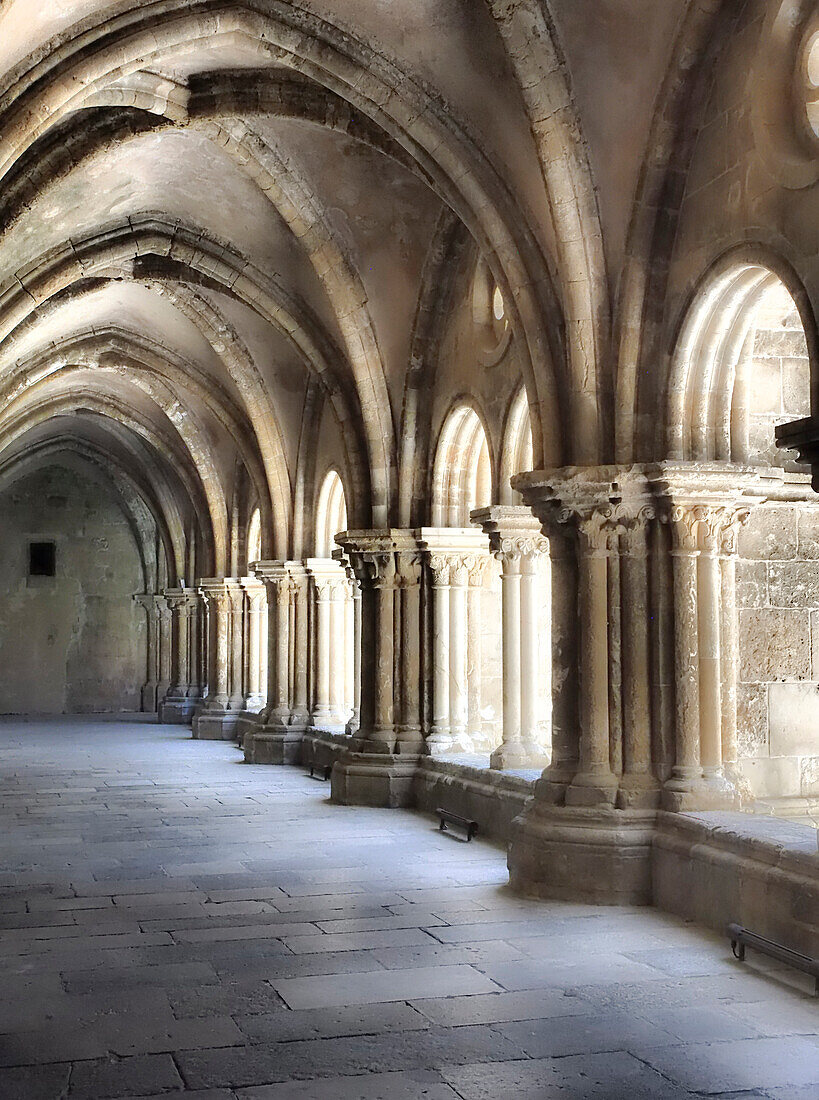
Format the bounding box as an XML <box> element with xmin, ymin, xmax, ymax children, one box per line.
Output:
<box><xmin>437</xmin><ymin>807</ymin><xmax>478</xmax><ymax>841</ymax></box>
<box><xmin>727</xmin><ymin>922</ymin><xmax>819</xmax><ymax>995</ymax></box>
<box><xmin>308</xmin><ymin>764</ymin><xmax>332</xmax><ymax>781</ymax></box>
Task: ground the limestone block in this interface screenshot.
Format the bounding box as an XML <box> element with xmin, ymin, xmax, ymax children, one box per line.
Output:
<box><xmin>746</xmin><ymin>356</ymin><xmax>782</xmax><ymax>415</ymax></box>
<box><xmin>736</xmin><ymin>559</ymin><xmax>768</xmax><ymax>609</ymax></box>
<box><xmin>781</xmin><ymin>356</ymin><xmax>811</xmax><ymax>417</ymax></box>
<box><xmin>736</xmin><ymin>756</ymin><xmax>801</xmax><ymax>798</ymax></box>
<box><xmin>738</xmin><ymin>507</ymin><xmax>797</xmax><ymax>560</ymax></box>
<box><xmin>768</xmin><ymin>682</ymin><xmax>819</xmax><ymax>757</ymax></box>
<box><xmin>797</xmin><ymin>510</ymin><xmax>819</xmax><ymax>559</ymax></box>
<box><xmin>737</xmin><ymin>682</ymin><xmax>768</xmax><ymax>758</ymax></box>
<box><xmin>800</xmin><ymin>756</ymin><xmax>819</xmax><ymax>796</ymax></box>
<box><xmin>767</xmin><ymin>560</ymin><xmax>819</xmax><ymax>608</ymax></box>
<box><xmin>739</xmin><ymin>609</ymin><xmax>811</xmax><ymax>682</ymax></box>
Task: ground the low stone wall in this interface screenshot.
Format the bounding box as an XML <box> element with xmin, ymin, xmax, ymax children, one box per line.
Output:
<box><xmin>653</xmin><ymin>811</ymin><xmax>819</xmax><ymax>958</ymax></box>
<box><xmin>413</xmin><ymin>757</ymin><xmax>535</xmax><ymax>844</ymax></box>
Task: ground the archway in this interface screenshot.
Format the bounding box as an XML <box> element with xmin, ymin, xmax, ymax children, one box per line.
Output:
<box><xmin>308</xmin><ymin>470</ymin><xmax>356</xmax><ymax>733</ymax></box>
<box><xmin>670</xmin><ymin>260</ymin><xmax>817</xmax><ymax>820</ymax></box>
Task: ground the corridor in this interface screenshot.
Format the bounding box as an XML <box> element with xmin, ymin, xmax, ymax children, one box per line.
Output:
<box><xmin>0</xmin><ymin>717</ymin><xmax>817</xmax><ymax>1100</ymax></box>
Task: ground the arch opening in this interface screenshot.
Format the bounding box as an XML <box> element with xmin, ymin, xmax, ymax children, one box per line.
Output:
<box><xmin>432</xmin><ymin>405</ymin><xmax>492</xmax><ymax>528</ymax></box>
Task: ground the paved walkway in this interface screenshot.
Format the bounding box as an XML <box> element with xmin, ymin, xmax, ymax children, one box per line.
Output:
<box><xmin>0</xmin><ymin>716</ymin><xmax>817</xmax><ymax>1099</ymax></box>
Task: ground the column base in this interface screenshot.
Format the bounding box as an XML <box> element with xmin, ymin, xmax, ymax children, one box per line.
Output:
<box><xmin>330</xmin><ymin>750</ymin><xmax>421</xmax><ymax>807</ymax></box>
<box><xmin>141</xmin><ymin>683</ymin><xmax>158</xmax><ymax>713</ymax></box>
<box><xmin>661</xmin><ymin>778</ymin><xmax>742</xmax><ymax>812</ymax></box>
<box><xmin>243</xmin><ymin>725</ymin><xmax>306</xmax><ymax>764</ymax></box>
<box><xmin>235</xmin><ymin>710</ymin><xmax>266</xmax><ymax>748</ymax></box>
<box><xmin>564</xmin><ymin>770</ymin><xmax>619</xmax><ymax>807</ymax></box>
<box><xmin>158</xmin><ymin>695</ymin><xmax>195</xmax><ymax>725</ymax></box>
<box><xmin>617</xmin><ymin>773</ymin><xmax>662</xmax><ymax>810</ymax></box>
<box><xmin>490</xmin><ymin>743</ymin><xmax>550</xmax><ymax>771</ymax></box>
<box><xmin>508</xmin><ymin>802</ymin><xmax>657</xmax><ymax>905</ymax></box>
<box><xmin>309</xmin><ymin>717</ymin><xmax>347</xmax><ymax>736</ymax></box>
<box><xmin>191</xmin><ymin>709</ymin><xmax>240</xmax><ymax>740</ymax></box>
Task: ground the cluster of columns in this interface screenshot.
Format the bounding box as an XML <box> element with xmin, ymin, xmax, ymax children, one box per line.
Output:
<box><xmin>509</xmin><ymin>464</ymin><xmax>757</xmax><ymax>813</ymax></box>
<box><xmin>149</xmin><ymin>464</ymin><xmax>757</xmax><ymax>832</ymax></box>
<box><xmin>305</xmin><ymin>558</ymin><xmax>357</xmax><ymax>732</ymax></box>
<box><xmin>135</xmin><ymin>590</ymin><xmax>203</xmax><ymax>719</ymax></box>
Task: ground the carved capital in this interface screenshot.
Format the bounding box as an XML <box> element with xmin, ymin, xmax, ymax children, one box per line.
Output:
<box><xmin>614</xmin><ymin>503</ymin><xmax>655</xmax><ymax>556</ymax></box>
<box><xmin>576</xmin><ymin>509</ymin><xmax>613</xmax><ymax>557</ymax></box>
<box><xmin>394</xmin><ymin>552</ymin><xmax>423</xmax><ymax>589</ymax></box>
<box><xmin>719</xmin><ymin>506</ymin><xmax>753</xmax><ymax>557</ymax></box>
<box><xmin>668</xmin><ymin>504</ymin><xmax>701</xmax><ymax>555</ymax></box>
<box><xmin>428</xmin><ymin>552</ymin><xmax>451</xmax><ymax>587</ymax></box>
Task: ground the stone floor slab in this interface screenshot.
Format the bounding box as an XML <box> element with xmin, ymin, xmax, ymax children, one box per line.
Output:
<box><xmin>1</xmin><ymin>717</ymin><xmax>817</xmax><ymax>1100</ymax></box>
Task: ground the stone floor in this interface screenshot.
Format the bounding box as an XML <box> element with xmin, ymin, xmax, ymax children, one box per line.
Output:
<box><xmin>0</xmin><ymin>716</ymin><xmax>817</xmax><ymax>1100</ymax></box>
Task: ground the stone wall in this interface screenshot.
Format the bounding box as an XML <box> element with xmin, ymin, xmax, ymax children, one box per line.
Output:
<box><xmin>0</xmin><ymin>462</ymin><xmax>146</xmax><ymax>714</ymax></box>
<box><xmin>737</xmin><ymin>500</ymin><xmax>819</xmax><ymax>803</ymax></box>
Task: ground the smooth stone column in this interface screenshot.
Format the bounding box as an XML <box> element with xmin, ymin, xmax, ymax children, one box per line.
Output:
<box><xmin>519</xmin><ymin>548</ymin><xmax>550</xmax><ymax>765</ymax></box>
<box><xmin>134</xmin><ymin>594</ymin><xmax>159</xmax><ymax>712</ymax></box>
<box><xmin>344</xmin><ymin>576</ymin><xmax>355</xmax><ymax>722</ymax></box>
<box><xmin>226</xmin><ymin>580</ymin><xmax>246</xmax><ymax>717</ymax></box>
<box><xmin>287</xmin><ymin>562</ymin><xmax>311</xmax><ymax>731</ymax></box>
<box><xmin>618</xmin><ymin>508</ymin><xmax>660</xmax><ymax>808</ymax></box>
<box><xmin>331</xmin><ymin>531</ymin><xmax>425</xmax><ymax>807</ymax></box>
<box><xmin>696</xmin><ymin>508</ymin><xmax>723</xmax><ymax>781</ymax></box>
<box><xmin>427</xmin><ymin>554</ymin><xmax>452</xmax><ymax>752</ymax></box>
<box><xmin>466</xmin><ymin>554</ymin><xmax>491</xmax><ymax>750</ymax></box>
<box><xmin>156</xmin><ymin>595</ymin><xmax>172</xmax><ymax>709</ymax></box>
<box><xmin>192</xmin><ymin>580</ymin><xmax>238</xmax><ymax>739</ymax></box>
<box><xmin>471</xmin><ymin>509</ymin><xmax>551</xmax><ymax>771</ymax></box>
<box><xmin>448</xmin><ymin>557</ymin><xmax>470</xmax><ymax>751</ymax></box>
<box><xmin>490</xmin><ymin>548</ymin><xmax>523</xmax><ymax>769</ymax></box>
<box><xmin>719</xmin><ymin>509</ymin><xmax>752</xmax><ymax>798</ymax></box>
<box><xmin>395</xmin><ymin>551</ymin><xmax>424</xmax><ymax>752</ymax></box>
<box><xmin>565</xmin><ymin>512</ymin><xmax>618</xmax><ymax>805</ymax></box>
<box><xmin>306</xmin><ymin>559</ymin><xmax>347</xmax><ymax>730</ymax></box>
<box><xmin>240</xmin><ymin>578</ymin><xmax>266</xmax><ymax>712</ymax></box>
<box><xmin>158</xmin><ymin>589</ymin><xmax>194</xmax><ymax>724</ymax></box>
<box><xmin>330</xmin><ymin>577</ymin><xmax>348</xmax><ymax>723</ymax></box>
<box><xmin>244</xmin><ymin>562</ymin><xmax>301</xmax><ymax>764</ymax></box>
<box><xmin>347</xmin><ymin>579</ymin><xmax>361</xmax><ymax>736</ymax></box>
<box><xmin>663</xmin><ymin>506</ymin><xmax>702</xmax><ymax>807</ymax></box>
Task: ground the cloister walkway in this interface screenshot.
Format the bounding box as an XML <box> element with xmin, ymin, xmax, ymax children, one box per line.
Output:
<box><xmin>0</xmin><ymin>716</ymin><xmax>817</xmax><ymax>1100</ymax></box>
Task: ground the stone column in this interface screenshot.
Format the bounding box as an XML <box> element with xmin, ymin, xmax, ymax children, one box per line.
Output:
<box><xmin>539</xmin><ymin>522</ymin><xmax>579</xmax><ymax>797</ymax></box>
<box><xmin>347</xmin><ymin>576</ymin><xmax>362</xmax><ymax>736</ymax></box>
<box><xmin>305</xmin><ymin>559</ymin><xmax>348</xmax><ymax>731</ymax></box>
<box><xmin>420</xmin><ymin>530</ymin><xmax>490</xmax><ymax>754</ymax></box>
<box><xmin>471</xmin><ymin>509</ymin><xmax>550</xmax><ymax>770</ymax></box>
<box><xmin>564</xmin><ymin>511</ymin><xmax>618</xmax><ymax>803</ymax></box>
<box><xmin>240</xmin><ymin>577</ymin><xmax>266</xmax><ymax>713</ymax></box>
<box><xmin>448</xmin><ymin>556</ymin><xmax>470</xmax><ymax>750</ymax></box>
<box><xmin>329</xmin><ymin>577</ymin><xmax>348</xmax><ymax>723</ymax></box>
<box><xmin>158</xmin><ymin>589</ymin><xmax>194</xmax><ymax>724</ymax></box>
<box><xmin>719</xmin><ymin>511</ymin><xmax>747</xmax><ymax>782</ymax></box>
<box><xmin>192</xmin><ymin>579</ymin><xmax>238</xmax><ymax>740</ymax></box>
<box><xmin>492</xmin><ymin>546</ymin><xmax>522</xmax><ymax>768</ymax></box>
<box><xmin>307</xmin><ymin>563</ymin><xmax>333</xmax><ymax>726</ymax></box>
<box><xmin>344</xmin><ymin>574</ymin><xmax>356</xmax><ymax>723</ymax></box>
<box><xmin>466</xmin><ymin>554</ymin><xmax>491</xmax><ymax>750</ymax></box>
<box><xmin>243</xmin><ymin>562</ymin><xmax>301</xmax><ymax>764</ymax></box>
<box><xmin>649</xmin><ymin>465</ymin><xmax>758</xmax><ymax>810</ymax></box>
<box><xmin>696</xmin><ymin>508</ymin><xmax>724</xmax><ymax>780</ymax></box>
<box><xmin>287</xmin><ymin>562</ymin><xmax>311</xmax><ymax>731</ymax></box>
<box><xmin>617</xmin><ymin>507</ymin><xmax>660</xmax><ymax>807</ymax></box>
<box><xmin>395</xmin><ymin>550</ymin><xmax>424</xmax><ymax>752</ymax></box>
<box><xmin>226</xmin><ymin>579</ymin><xmax>246</xmax><ymax>719</ymax></box>
<box><xmin>155</xmin><ymin>595</ymin><xmax>172</xmax><ymax>709</ymax></box>
<box><xmin>427</xmin><ymin>553</ymin><xmax>452</xmax><ymax>751</ymax></box>
<box><xmin>664</xmin><ymin>504</ymin><xmax>702</xmax><ymax>805</ymax></box>
<box><xmin>134</xmin><ymin>594</ymin><xmax>159</xmax><ymax>712</ymax></box>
